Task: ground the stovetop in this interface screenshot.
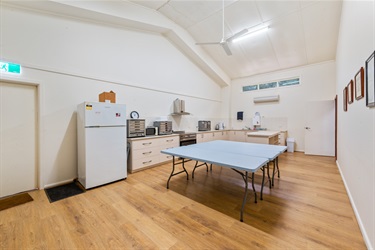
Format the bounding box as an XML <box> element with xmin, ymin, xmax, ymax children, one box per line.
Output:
<box><xmin>172</xmin><ymin>131</ymin><xmax>196</xmax><ymax>135</ymax></box>
<box><xmin>173</xmin><ymin>131</ymin><xmax>197</xmax><ymax>141</ymax></box>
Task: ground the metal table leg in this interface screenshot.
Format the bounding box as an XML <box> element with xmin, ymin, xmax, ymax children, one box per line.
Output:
<box><xmin>260</xmin><ymin>165</ymin><xmax>265</xmax><ymax>200</ymax></box>
<box><xmin>271</xmin><ymin>157</ymin><xmax>280</xmax><ymax>186</ymax></box>
<box><xmin>272</xmin><ymin>159</ymin><xmax>276</xmax><ymax>186</ymax></box>
<box><xmin>167</xmin><ymin>156</ymin><xmax>189</xmax><ymax>189</ymax></box>
<box><xmin>267</xmin><ymin>162</ymin><xmax>271</xmax><ymax>188</ymax></box>
<box><xmin>240</xmin><ymin>171</ymin><xmax>249</xmax><ymax>222</ymax></box>
<box><xmin>251</xmin><ymin>172</ymin><xmax>257</xmax><ymax>204</ymax></box>
<box><xmin>276</xmin><ymin>157</ymin><xmax>280</xmax><ymax>178</ymax></box>
<box><xmin>192</xmin><ymin>161</ymin><xmax>210</xmax><ymax>178</ymax></box>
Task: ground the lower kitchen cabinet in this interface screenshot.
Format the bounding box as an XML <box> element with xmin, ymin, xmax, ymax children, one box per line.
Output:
<box><xmin>197</xmin><ymin>131</ymin><xmax>228</xmax><ymax>143</ymax></box>
<box><xmin>228</xmin><ymin>130</ymin><xmax>247</xmax><ymax>142</ymax></box>
<box><xmin>128</xmin><ymin>135</ymin><xmax>179</xmax><ymax>173</ymax></box>
<box><xmin>245</xmin><ymin>131</ymin><xmax>280</xmax><ymax>145</ymax></box>
<box><xmin>214</xmin><ymin>131</ymin><xmax>228</xmax><ymax>140</ymax></box>
<box><xmin>279</xmin><ymin>131</ymin><xmax>287</xmax><ymax>146</ymax></box>
<box><xmin>196</xmin><ymin>132</ymin><xmax>212</xmax><ymax>143</ymax></box>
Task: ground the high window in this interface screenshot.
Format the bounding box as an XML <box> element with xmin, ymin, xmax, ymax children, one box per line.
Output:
<box><xmin>242</xmin><ymin>77</ymin><xmax>300</xmax><ymax>92</ymax></box>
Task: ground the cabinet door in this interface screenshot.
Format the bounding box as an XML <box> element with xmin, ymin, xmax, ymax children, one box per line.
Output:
<box><xmin>132</xmin><ymin>139</ymin><xmax>160</xmax><ymax>150</ymax></box>
<box><xmin>159</xmin><ymin>136</ymin><xmax>179</xmax><ymax>147</ymax></box>
<box><xmin>228</xmin><ymin>131</ymin><xmax>236</xmax><ymax>141</ymax></box>
<box><xmin>223</xmin><ymin>131</ymin><xmax>229</xmax><ymax>140</ymax></box>
<box><xmin>235</xmin><ymin>131</ymin><xmax>246</xmax><ymax>142</ymax></box>
<box><xmin>246</xmin><ymin>136</ymin><xmax>267</xmax><ymax>144</ymax></box>
<box><xmin>279</xmin><ymin>132</ymin><xmax>287</xmax><ymax>146</ymax></box>
<box><xmin>197</xmin><ymin>133</ymin><xmax>205</xmax><ymax>143</ymax></box>
<box><xmin>207</xmin><ymin>132</ymin><xmax>214</xmax><ymax>141</ymax></box>
<box><xmin>214</xmin><ymin>131</ymin><xmax>224</xmax><ymax>140</ymax></box>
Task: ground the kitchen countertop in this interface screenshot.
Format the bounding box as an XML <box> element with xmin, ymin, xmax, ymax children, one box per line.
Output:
<box><xmin>127</xmin><ymin>134</ymin><xmax>179</xmax><ymax>141</ymax></box>
<box><xmin>127</xmin><ymin>129</ymin><xmax>279</xmax><ymax>140</ymax></box>
<box><xmin>246</xmin><ymin>130</ymin><xmax>280</xmax><ymax>137</ymax></box>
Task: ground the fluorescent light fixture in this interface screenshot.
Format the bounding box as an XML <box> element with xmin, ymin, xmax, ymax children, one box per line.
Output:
<box><xmin>232</xmin><ymin>26</ymin><xmax>269</xmax><ymax>43</ymax></box>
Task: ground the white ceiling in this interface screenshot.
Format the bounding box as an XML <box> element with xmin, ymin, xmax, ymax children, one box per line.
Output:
<box><xmin>2</xmin><ymin>0</ymin><xmax>342</xmax><ymax>84</ymax></box>
<box><xmin>129</xmin><ymin>0</ymin><xmax>343</xmax><ymax>79</ymax></box>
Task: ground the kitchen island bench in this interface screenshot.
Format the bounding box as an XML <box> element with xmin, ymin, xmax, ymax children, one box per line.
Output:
<box><xmin>246</xmin><ymin>131</ymin><xmax>280</xmax><ymax>145</ymax></box>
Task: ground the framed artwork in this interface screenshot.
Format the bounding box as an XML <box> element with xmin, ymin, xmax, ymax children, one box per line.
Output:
<box><xmin>355</xmin><ymin>67</ymin><xmax>364</xmax><ymax>100</ymax></box>
<box><xmin>343</xmin><ymin>87</ymin><xmax>347</xmax><ymax>112</ymax></box>
<box><xmin>347</xmin><ymin>80</ymin><xmax>354</xmax><ymax>104</ymax></box>
<box><xmin>366</xmin><ymin>51</ymin><xmax>375</xmax><ymax>107</ymax></box>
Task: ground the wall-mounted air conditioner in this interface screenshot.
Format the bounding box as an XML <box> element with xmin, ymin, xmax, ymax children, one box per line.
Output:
<box><xmin>253</xmin><ymin>95</ymin><xmax>280</xmax><ymax>103</ymax></box>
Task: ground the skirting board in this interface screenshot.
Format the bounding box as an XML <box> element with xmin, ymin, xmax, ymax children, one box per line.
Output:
<box><xmin>336</xmin><ymin>160</ymin><xmax>372</xmax><ymax>250</ymax></box>
<box><xmin>43</xmin><ymin>178</ymin><xmax>75</xmax><ymax>189</ymax></box>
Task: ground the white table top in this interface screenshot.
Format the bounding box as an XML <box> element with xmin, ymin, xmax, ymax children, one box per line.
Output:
<box><xmin>161</xmin><ymin>145</ymin><xmax>268</xmax><ymax>172</ymax></box>
<box><xmin>191</xmin><ymin>140</ymin><xmax>286</xmax><ymax>161</ymax></box>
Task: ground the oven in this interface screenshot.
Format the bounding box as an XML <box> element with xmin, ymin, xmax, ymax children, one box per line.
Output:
<box><xmin>177</xmin><ymin>132</ymin><xmax>197</xmax><ymax>146</ymax></box>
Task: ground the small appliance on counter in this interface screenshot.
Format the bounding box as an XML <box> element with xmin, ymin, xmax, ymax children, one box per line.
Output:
<box><xmin>127</xmin><ymin>119</ymin><xmax>145</xmax><ymax>138</ymax></box>
<box><xmin>215</xmin><ymin>122</ymin><xmax>225</xmax><ymax>130</ymax></box>
<box><xmin>198</xmin><ymin>120</ymin><xmax>211</xmax><ymax>131</ymax></box>
<box><xmin>145</xmin><ymin>126</ymin><xmax>158</xmax><ymax>136</ymax></box>
<box><xmin>154</xmin><ymin>121</ymin><xmax>172</xmax><ymax>135</ymax></box>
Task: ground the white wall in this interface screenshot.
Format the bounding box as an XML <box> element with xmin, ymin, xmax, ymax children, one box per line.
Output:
<box><xmin>335</xmin><ymin>1</ymin><xmax>375</xmax><ymax>249</ymax></box>
<box><xmin>230</xmin><ymin>61</ymin><xmax>336</xmax><ymax>151</ymax></box>
<box><xmin>0</xmin><ymin>5</ymin><xmax>225</xmax><ymax>188</ymax></box>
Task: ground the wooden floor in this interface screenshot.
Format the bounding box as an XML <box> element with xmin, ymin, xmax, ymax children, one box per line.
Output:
<box><xmin>0</xmin><ymin>152</ymin><xmax>366</xmax><ymax>249</ymax></box>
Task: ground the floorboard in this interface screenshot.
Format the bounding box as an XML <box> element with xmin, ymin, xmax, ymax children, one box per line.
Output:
<box><xmin>0</xmin><ymin>152</ymin><xmax>366</xmax><ymax>249</ymax></box>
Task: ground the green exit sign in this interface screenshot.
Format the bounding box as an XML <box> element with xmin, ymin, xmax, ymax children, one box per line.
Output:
<box><xmin>0</xmin><ymin>61</ymin><xmax>21</xmax><ymax>74</ymax></box>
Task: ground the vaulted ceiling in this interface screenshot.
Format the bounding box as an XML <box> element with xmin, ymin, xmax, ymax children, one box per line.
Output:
<box><xmin>130</xmin><ymin>0</ymin><xmax>342</xmax><ymax>79</ymax></box>
<box><xmin>2</xmin><ymin>0</ymin><xmax>343</xmax><ymax>85</ymax></box>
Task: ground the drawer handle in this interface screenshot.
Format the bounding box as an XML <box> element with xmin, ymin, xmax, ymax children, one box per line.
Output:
<box><xmin>166</xmin><ymin>139</ymin><xmax>174</xmax><ymax>142</ymax></box>
<box><xmin>143</xmin><ymin>151</ymin><xmax>152</xmax><ymax>155</ymax></box>
<box><xmin>142</xmin><ymin>142</ymin><xmax>152</xmax><ymax>145</ymax></box>
<box><xmin>142</xmin><ymin>160</ymin><xmax>152</xmax><ymax>164</ymax></box>
<box><xmin>166</xmin><ymin>156</ymin><xmax>172</xmax><ymax>159</ymax></box>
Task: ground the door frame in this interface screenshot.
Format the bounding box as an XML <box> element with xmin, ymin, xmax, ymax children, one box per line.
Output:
<box><xmin>334</xmin><ymin>95</ymin><xmax>337</xmax><ymax>160</ymax></box>
<box><xmin>0</xmin><ymin>75</ymin><xmax>41</xmax><ymax>191</ymax></box>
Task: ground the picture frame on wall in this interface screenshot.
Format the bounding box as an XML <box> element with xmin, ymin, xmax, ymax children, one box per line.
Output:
<box><xmin>366</xmin><ymin>51</ymin><xmax>375</xmax><ymax>107</ymax></box>
<box><xmin>343</xmin><ymin>87</ymin><xmax>348</xmax><ymax>112</ymax></box>
<box><xmin>355</xmin><ymin>67</ymin><xmax>364</xmax><ymax>100</ymax></box>
<box><xmin>347</xmin><ymin>80</ymin><xmax>354</xmax><ymax>104</ymax></box>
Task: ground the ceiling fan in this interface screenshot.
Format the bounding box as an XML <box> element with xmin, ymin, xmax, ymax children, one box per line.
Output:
<box><xmin>195</xmin><ymin>0</ymin><xmax>249</xmax><ymax>56</ymax></box>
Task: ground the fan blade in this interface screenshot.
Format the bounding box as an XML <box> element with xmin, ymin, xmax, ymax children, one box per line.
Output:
<box><xmin>221</xmin><ymin>42</ymin><xmax>232</xmax><ymax>56</ymax></box>
<box><xmin>226</xmin><ymin>28</ymin><xmax>249</xmax><ymax>43</ymax></box>
<box><xmin>195</xmin><ymin>42</ymin><xmax>221</xmax><ymax>45</ymax></box>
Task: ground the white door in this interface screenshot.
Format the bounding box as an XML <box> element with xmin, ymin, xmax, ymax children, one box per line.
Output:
<box><xmin>304</xmin><ymin>100</ymin><xmax>335</xmax><ymax>156</ymax></box>
<box><xmin>0</xmin><ymin>81</ymin><xmax>37</xmax><ymax>197</ymax></box>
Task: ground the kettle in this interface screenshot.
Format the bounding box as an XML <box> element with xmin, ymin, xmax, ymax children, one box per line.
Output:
<box><xmin>215</xmin><ymin>123</ymin><xmax>220</xmax><ymax>130</ymax></box>
<box><xmin>218</xmin><ymin>122</ymin><xmax>225</xmax><ymax>130</ymax></box>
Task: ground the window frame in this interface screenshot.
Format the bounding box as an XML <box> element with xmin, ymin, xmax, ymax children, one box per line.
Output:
<box><xmin>241</xmin><ymin>76</ymin><xmax>301</xmax><ymax>93</ymax></box>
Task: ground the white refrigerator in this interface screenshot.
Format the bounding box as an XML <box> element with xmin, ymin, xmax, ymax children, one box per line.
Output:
<box><xmin>77</xmin><ymin>102</ymin><xmax>127</xmax><ymax>189</ymax></box>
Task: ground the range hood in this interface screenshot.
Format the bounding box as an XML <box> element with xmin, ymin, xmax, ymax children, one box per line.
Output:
<box><xmin>172</xmin><ymin>98</ymin><xmax>190</xmax><ymax>115</ymax></box>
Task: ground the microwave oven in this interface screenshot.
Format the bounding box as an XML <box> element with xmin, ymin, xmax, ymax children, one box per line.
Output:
<box><xmin>198</xmin><ymin>120</ymin><xmax>211</xmax><ymax>131</ymax></box>
<box><xmin>127</xmin><ymin>119</ymin><xmax>145</xmax><ymax>138</ymax></box>
<box><xmin>145</xmin><ymin>127</ymin><xmax>158</xmax><ymax>136</ymax></box>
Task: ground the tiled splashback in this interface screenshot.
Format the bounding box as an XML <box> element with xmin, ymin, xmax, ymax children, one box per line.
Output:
<box><xmin>143</xmin><ymin>116</ymin><xmax>230</xmax><ymax>132</ymax></box>
<box><xmin>230</xmin><ymin>117</ymin><xmax>288</xmax><ymax>131</ymax></box>
<box><xmin>142</xmin><ymin>116</ymin><xmax>287</xmax><ymax>132</ymax></box>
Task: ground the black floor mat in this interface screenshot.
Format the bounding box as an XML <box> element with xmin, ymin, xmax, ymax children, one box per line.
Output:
<box><xmin>45</xmin><ymin>182</ymin><xmax>85</xmax><ymax>203</ymax></box>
